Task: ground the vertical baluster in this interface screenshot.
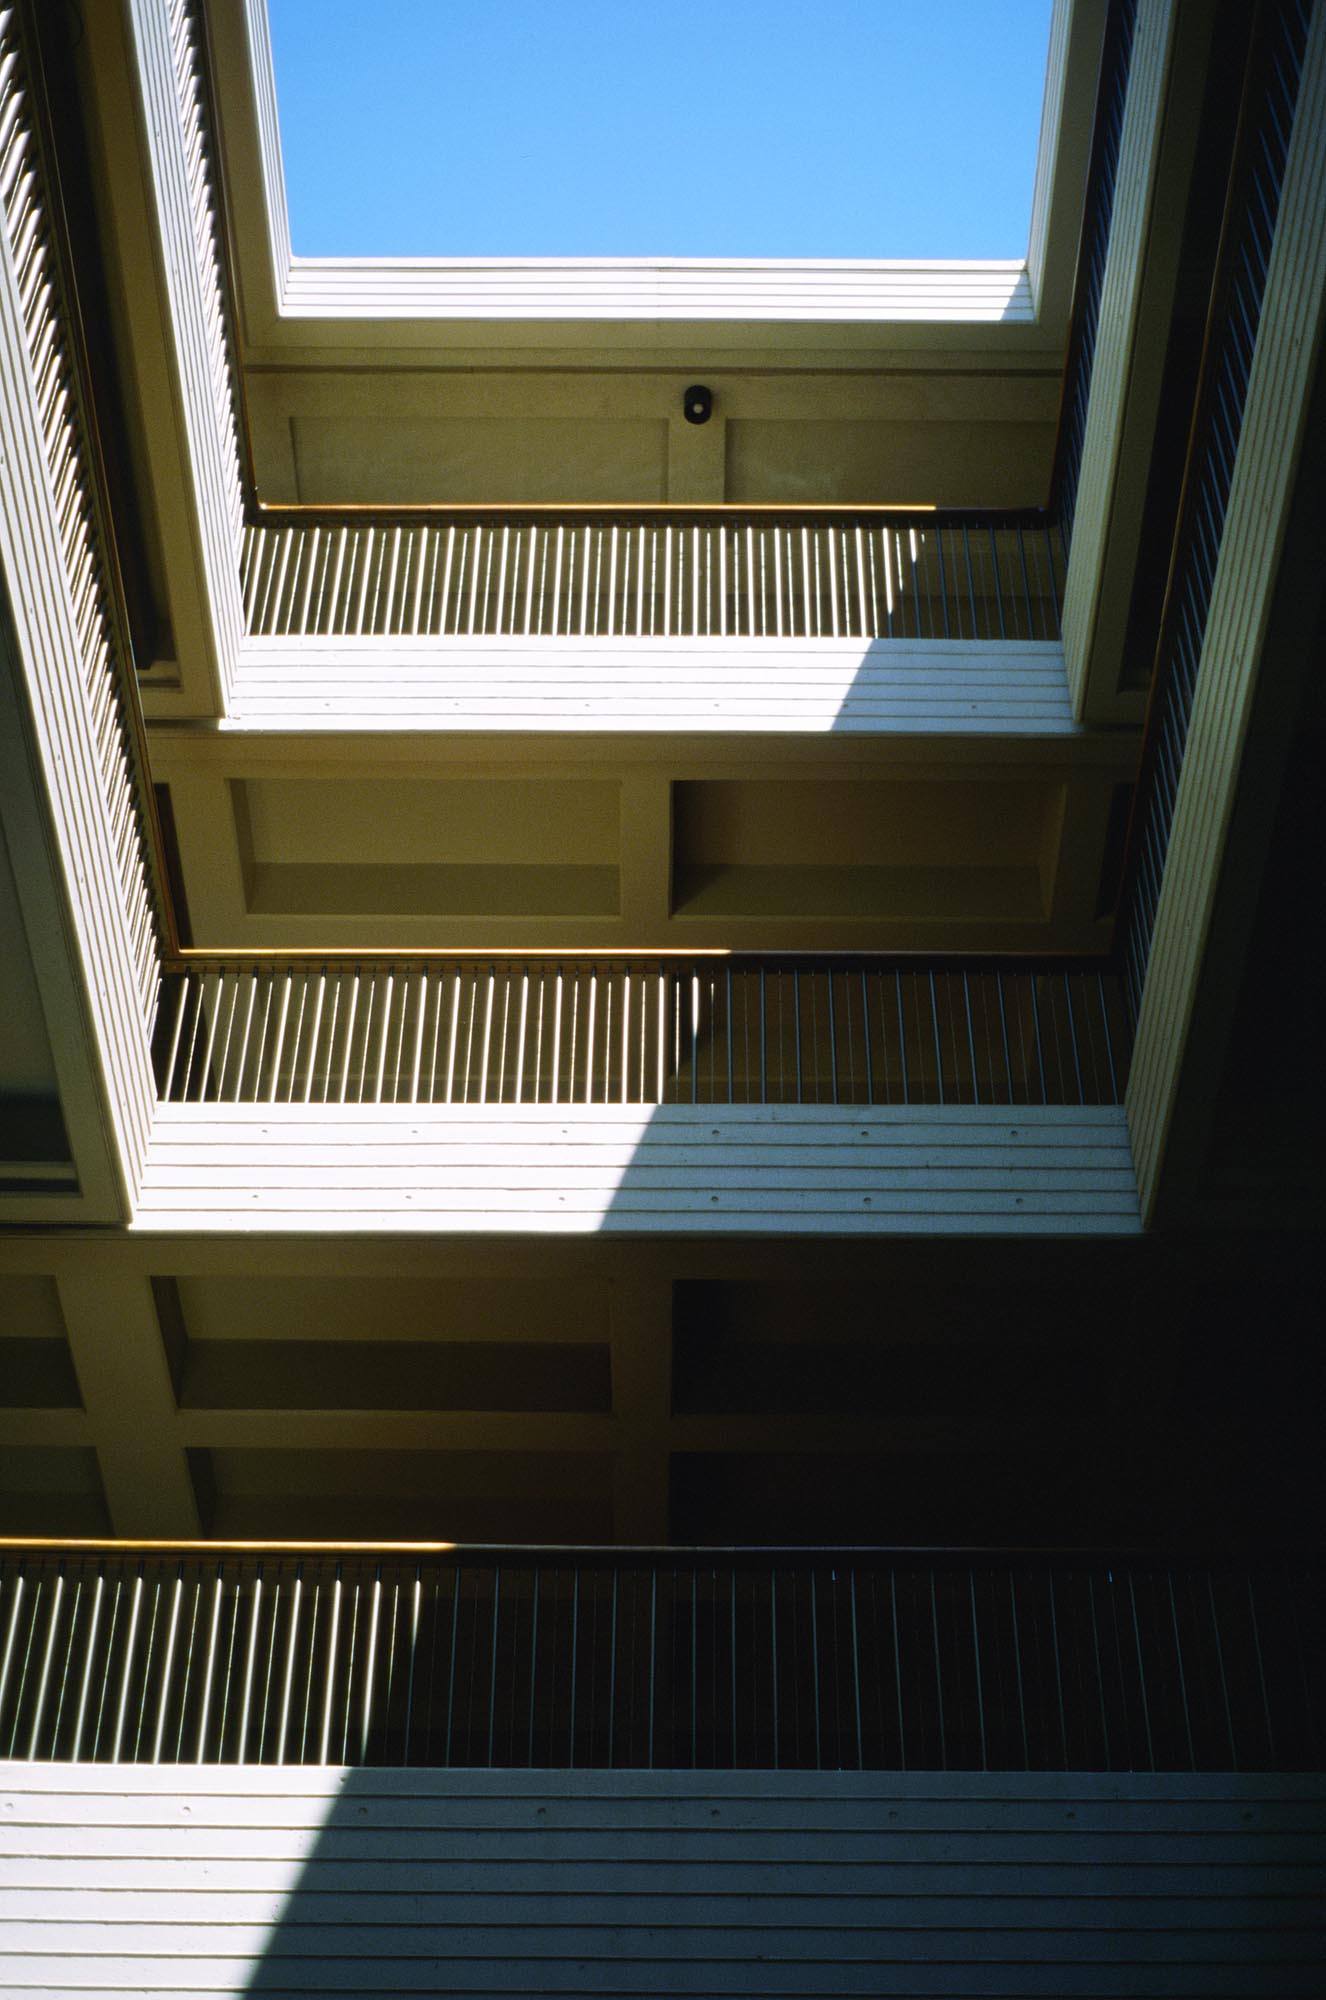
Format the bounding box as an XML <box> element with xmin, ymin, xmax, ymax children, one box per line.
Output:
<box><xmin>1097</xmin><ymin>974</ymin><xmax>1119</xmax><ymax>1101</ymax></box>
<box><xmin>1029</xmin><ymin>974</ymin><xmax>1047</xmax><ymax>1105</ymax></box>
<box><xmin>647</xmin><ymin>1568</ymin><xmax>657</xmax><ymax>1770</ymax></box>
<box><xmin>461</xmin><ymin>525</ymin><xmax>479</xmax><ymax>635</ymax></box>
<box><xmin>959</xmin><ymin>526</ymin><xmax>975</xmax><ymax>640</ymax></box>
<box><xmin>318</xmin><ymin>974</ymin><xmax>342</xmax><ymax>1106</ymax></box>
<box><xmin>769</xmin><ymin>1570</ymin><xmax>780</xmax><ymax>1771</ymax></box>
<box><xmin>577</xmin><ymin>527</ymin><xmax>591</xmax><ymax>635</ymax></box>
<box><xmin>1167</xmin><ymin>1572</ymin><xmax>1196</xmax><ymax>1771</ymax></box>
<box><xmin>963</xmin><ymin>972</ymin><xmax>979</xmax><ymax>1105</ymax></box>
<box><xmin>593</xmin><ymin>526</ymin><xmax>607</xmax><ymax>636</ymax></box>
<box><xmin>1005</xmin><ymin>1571</ymin><xmax>1028</xmax><ymax>1769</ymax></box>
<box><xmin>853</xmin><ymin>526</ymin><xmax>868</xmax><ymax>640</ymax></box>
<box><xmin>107</xmin><ymin>1576</ymin><xmax>145</xmax><ymax>1768</ymax></box>
<box><xmin>407</xmin><ymin>527</ymin><xmax>426</xmax><ymax>634</ymax></box>
<box><xmin>985</xmin><ymin>525</ymin><xmax>1003</xmax><ymax>640</ymax></box>
<box><xmin>160</xmin><ymin>975</ymin><xmax>191</xmax><ymax>1101</ymax></box>
<box><xmin>934</xmin><ymin>524</ymin><xmax>950</xmax><ymax>639</ymax></box>
<box><xmin>193</xmin><ymin>968</ymin><xmax>226</xmax><ymax>1104</ymax></box>
<box><xmin>928</xmin><ymin>971</ymin><xmax>944</xmax><ymax>1105</ymax></box>
<box><xmin>551</xmin><ymin>524</ymin><xmax>564</xmax><ymax>634</ymax></box>
<box><xmin>522</xmin><ymin>524</ymin><xmax>538</xmax><ymax>637</ymax></box>
<box><xmin>359</xmin><ymin>1570</ymin><xmax>382</xmax><ymax>1765</ymax></box>
<box><xmin>550</xmin><ymin>970</ymin><xmax>563</xmax><ymax>1105</ymax></box>
<box><xmin>1063</xmin><ymin>973</ymin><xmax>1085</xmax><ymax>1104</ymax></box>
<box><xmin>478</xmin><ymin>969</ymin><xmax>495</xmax><ymax>1105</ymax></box>
<box><xmin>436</xmin><ymin>524</ymin><xmax>456</xmax><ymax>635</ymax></box>
<box><xmin>68</xmin><ymin>1571</ymin><xmax>103</xmax><ymax>1762</ymax></box>
<box><xmin>143</xmin><ymin>1570</ymin><xmax>181</xmax><ymax>1765</ymax></box>
<box><xmin>236</xmin><ymin>1570</ymin><xmax>262</xmax><ymax>1765</ymax></box>
<box><xmin>584</xmin><ymin>967</ymin><xmax>597</xmax><ymax>1104</ymax></box>
<box><xmin>1015</xmin><ymin>526</ymin><xmax>1034</xmax><ymax>641</ymax></box>
<box><xmin>996</xmin><ymin>973</ymin><xmax>1014</xmax><ymax>1102</ymax></box>
<box><xmin>968</xmin><ymin>1571</ymin><xmax>988</xmax><ymax>1771</ymax></box>
<box><xmin>319</xmin><ymin>1570</ymin><xmax>342</xmax><ymax>1767</ymax></box>
<box><xmin>382</xmin><ymin>526</ymin><xmax>402</xmax><ymax>633</ymax></box>
<box><xmin>718</xmin><ymin>520</ymin><xmax>728</xmax><ymax>637</ymax></box>
<box><xmin>265</xmin><ymin>972</ymin><xmax>293</xmax><ymax>1104</ymax></box>
<box><xmin>514</xmin><ymin>970</ymin><xmax>530</xmax><ymax>1102</ymax></box>
<box><xmin>194</xmin><ymin>1566</ymin><xmax>224</xmax><ymax>1763</ymax></box>
<box><xmin>210</xmin><ymin>973</ymin><xmax>243</xmax><ymax>1103</ymax></box>
<box><xmin>443</xmin><ymin>971</ymin><xmax>461</xmax><ymax>1105</ymax></box>
<box><xmin>1128</xmin><ymin>1573</ymin><xmax>1156</xmax><ymax>1772</ymax></box>
<box><xmin>21</xmin><ymin>1569</ymin><xmax>61</xmax><ymax>1763</ymax></box>
<box><xmin>275</xmin><ymin>1570</ymin><xmax>301</xmax><ymax>1765</ymax></box>
<box><xmin>691</xmin><ymin>523</ymin><xmax>701</xmax><ymax>636</ymax></box>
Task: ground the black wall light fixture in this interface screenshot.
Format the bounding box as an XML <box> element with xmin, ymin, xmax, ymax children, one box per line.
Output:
<box><xmin>683</xmin><ymin>384</ymin><xmax>713</xmax><ymax>425</ymax></box>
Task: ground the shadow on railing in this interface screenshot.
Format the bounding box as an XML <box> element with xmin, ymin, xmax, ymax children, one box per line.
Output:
<box><xmin>153</xmin><ymin>960</ymin><xmax>1128</xmax><ymax>1108</ymax></box>
<box><xmin>240</xmin><ymin>512</ymin><xmax>1067</xmax><ymax>645</ymax></box>
<box><xmin>1</xmin><ymin>1544</ymin><xmax>1320</xmax><ymax>1771</ymax></box>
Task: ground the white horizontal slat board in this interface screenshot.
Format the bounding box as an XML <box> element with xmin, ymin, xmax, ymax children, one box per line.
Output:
<box><xmin>1</xmin><ymin>1766</ymin><xmax>1321</xmax><ymax>1995</ymax></box>
<box><xmin>134</xmin><ymin>1103</ymin><xmax>1141</xmax><ymax>1236</ymax></box>
<box><xmin>230</xmin><ymin>639</ymin><xmax>1076</xmax><ymax>734</ymax></box>
<box><xmin>278</xmin><ymin>261</ymin><xmax>1035</xmax><ymax>324</ymax></box>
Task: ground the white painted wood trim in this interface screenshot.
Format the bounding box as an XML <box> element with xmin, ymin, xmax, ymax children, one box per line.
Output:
<box><xmin>124</xmin><ymin>0</ymin><xmax>247</xmax><ymax>713</ymax></box>
<box><xmin>227</xmin><ymin>637</ymin><xmax>1079</xmax><ymax>735</ymax></box>
<box><xmin>1060</xmin><ymin>0</ymin><xmax>1176</xmax><ymax>716</ymax></box>
<box><xmin>1025</xmin><ymin>0</ymin><xmax>1106</xmax><ymax>329</ymax></box>
<box><xmin>276</xmin><ymin>260</ymin><xmax>1036</xmax><ymax>326</ymax></box>
<box><xmin>0</xmin><ymin>1764</ymin><xmax>1318</xmax><ymax>1998</ymax></box>
<box><xmin>1126</xmin><ymin>3</ymin><xmax>1326</xmax><ymax>1220</ymax></box>
<box><xmin>8</xmin><ymin>1763</ymin><xmax>1324</xmax><ymax>1801</ymax></box>
<box><xmin>134</xmin><ymin>1103</ymin><xmax>1141</xmax><ymax>1237</ymax></box>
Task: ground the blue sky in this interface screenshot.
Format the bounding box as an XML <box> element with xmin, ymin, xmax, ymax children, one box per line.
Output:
<box><xmin>268</xmin><ymin>1</ymin><xmax>1053</xmax><ymax>261</ymax></box>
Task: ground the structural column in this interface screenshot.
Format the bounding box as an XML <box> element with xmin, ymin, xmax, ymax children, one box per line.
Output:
<box><xmin>57</xmin><ymin>1272</ymin><xmax>200</xmax><ymax>1536</ymax></box>
<box><xmin>609</xmin><ymin>1275</ymin><xmax>673</xmax><ymax>1543</ymax></box>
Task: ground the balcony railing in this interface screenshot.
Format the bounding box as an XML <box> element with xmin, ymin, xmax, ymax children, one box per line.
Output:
<box><xmin>1051</xmin><ymin>0</ymin><xmax>1138</xmax><ymax>529</ymax></box>
<box><xmin>1120</xmin><ymin>0</ymin><xmax>1311</xmax><ymax>1020</ymax></box>
<box><xmin>239</xmin><ymin>512</ymin><xmax>1067</xmax><ymax>645</ymax></box>
<box><xmin>155</xmin><ymin>961</ymin><xmax>1127</xmax><ymax>1108</ymax></box>
<box><xmin>0</xmin><ymin>4</ymin><xmax>164</xmax><ymax>1021</ymax></box>
<box><xmin>2</xmin><ymin>1545</ymin><xmax>1320</xmax><ymax>1771</ymax></box>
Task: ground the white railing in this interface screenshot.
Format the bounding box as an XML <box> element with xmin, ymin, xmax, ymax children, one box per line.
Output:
<box><xmin>0</xmin><ymin>5</ymin><xmax>160</xmax><ymax>1028</ymax></box>
<box><xmin>240</xmin><ymin>513</ymin><xmax>1067</xmax><ymax>644</ymax></box>
<box><xmin>165</xmin><ymin>0</ymin><xmax>245</xmax><ymax>565</ymax></box>
<box><xmin>156</xmin><ymin>960</ymin><xmax>1126</xmax><ymax>1109</ymax></box>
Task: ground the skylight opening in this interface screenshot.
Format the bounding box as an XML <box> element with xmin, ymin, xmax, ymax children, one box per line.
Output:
<box><xmin>268</xmin><ymin>0</ymin><xmax>1054</xmax><ymax>262</ymax></box>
